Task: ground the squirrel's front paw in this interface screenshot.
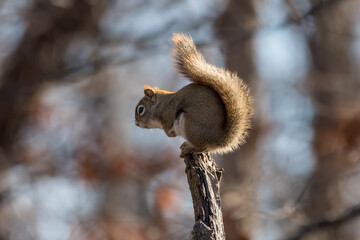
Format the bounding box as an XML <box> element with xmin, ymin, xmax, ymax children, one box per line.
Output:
<box><xmin>165</xmin><ymin>129</ymin><xmax>177</xmax><ymax>137</ymax></box>
<box><xmin>180</xmin><ymin>142</ymin><xmax>196</xmax><ymax>158</ymax></box>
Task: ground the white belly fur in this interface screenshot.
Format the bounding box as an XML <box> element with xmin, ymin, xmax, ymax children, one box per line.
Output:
<box><xmin>172</xmin><ymin>113</ymin><xmax>186</xmax><ymax>139</ymax></box>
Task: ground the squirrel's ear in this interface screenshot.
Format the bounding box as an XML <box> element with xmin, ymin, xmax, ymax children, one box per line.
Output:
<box><xmin>144</xmin><ymin>85</ymin><xmax>155</xmax><ymax>97</ymax></box>
<box><xmin>144</xmin><ymin>85</ymin><xmax>156</xmax><ymax>102</ymax></box>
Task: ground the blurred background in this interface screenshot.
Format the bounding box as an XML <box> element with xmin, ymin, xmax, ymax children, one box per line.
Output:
<box><xmin>0</xmin><ymin>0</ymin><xmax>360</xmax><ymax>239</ymax></box>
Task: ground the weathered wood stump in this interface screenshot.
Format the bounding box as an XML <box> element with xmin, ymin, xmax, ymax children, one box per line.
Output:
<box><xmin>183</xmin><ymin>153</ymin><xmax>226</xmax><ymax>240</ymax></box>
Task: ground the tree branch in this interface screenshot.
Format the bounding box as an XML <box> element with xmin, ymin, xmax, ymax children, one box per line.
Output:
<box><xmin>288</xmin><ymin>204</ymin><xmax>360</xmax><ymax>240</ymax></box>
<box><xmin>183</xmin><ymin>153</ymin><xmax>225</xmax><ymax>240</ymax></box>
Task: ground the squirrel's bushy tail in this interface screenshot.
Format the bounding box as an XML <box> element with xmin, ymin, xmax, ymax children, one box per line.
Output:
<box><xmin>172</xmin><ymin>33</ymin><xmax>253</xmax><ymax>153</ymax></box>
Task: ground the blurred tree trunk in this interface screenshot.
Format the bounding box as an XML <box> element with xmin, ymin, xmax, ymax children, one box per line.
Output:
<box><xmin>303</xmin><ymin>1</ymin><xmax>360</xmax><ymax>239</ymax></box>
<box><xmin>0</xmin><ymin>0</ymin><xmax>106</xmax><ymax>165</ymax></box>
<box><xmin>215</xmin><ymin>2</ymin><xmax>261</xmax><ymax>239</ymax></box>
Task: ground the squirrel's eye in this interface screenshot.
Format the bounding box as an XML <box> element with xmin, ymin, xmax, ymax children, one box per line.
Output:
<box><xmin>137</xmin><ymin>105</ymin><xmax>145</xmax><ymax>115</ymax></box>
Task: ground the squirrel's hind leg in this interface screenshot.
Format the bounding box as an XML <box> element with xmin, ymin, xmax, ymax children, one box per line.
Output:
<box><xmin>180</xmin><ymin>141</ymin><xmax>208</xmax><ymax>158</ymax></box>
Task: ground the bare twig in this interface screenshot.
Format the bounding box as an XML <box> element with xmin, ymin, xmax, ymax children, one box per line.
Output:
<box><xmin>288</xmin><ymin>204</ymin><xmax>360</xmax><ymax>240</ymax></box>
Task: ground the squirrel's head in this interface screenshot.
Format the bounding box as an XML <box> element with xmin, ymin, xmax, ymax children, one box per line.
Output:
<box><xmin>135</xmin><ymin>85</ymin><xmax>162</xmax><ymax>129</ymax></box>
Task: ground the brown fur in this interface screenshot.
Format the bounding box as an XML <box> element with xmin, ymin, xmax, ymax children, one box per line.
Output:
<box><xmin>135</xmin><ymin>34</ymin><xmax>253</xmax><ymax>155</ymax></box>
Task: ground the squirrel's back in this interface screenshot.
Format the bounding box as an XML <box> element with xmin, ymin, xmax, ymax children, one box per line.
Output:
<box><xmin>172</xmin><ymin>34</ymin><xmax>253</xmax><ymax>153</ymax></box>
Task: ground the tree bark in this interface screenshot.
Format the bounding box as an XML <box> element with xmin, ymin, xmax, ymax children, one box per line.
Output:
<box><xmin>183</xmin><ymin>153</ymin><xmax>225</xmax><ymax>240</ymax></box>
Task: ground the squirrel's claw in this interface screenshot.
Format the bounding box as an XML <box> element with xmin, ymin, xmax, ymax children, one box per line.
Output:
<box><xmin>180</xmin><ymin>142</ymin><xmax>209</xmax><ymax>158</ymax></box>
<box><xmin>180</xmin><ymin>141</ymin><xmax>195</xmax><ymax>158</ymax></box>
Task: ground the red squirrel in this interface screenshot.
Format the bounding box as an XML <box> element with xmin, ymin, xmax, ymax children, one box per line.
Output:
<box><xmin>135</xmin><ymin>34</ymin><xmax>253</xmax><ymax>157</ymax></box>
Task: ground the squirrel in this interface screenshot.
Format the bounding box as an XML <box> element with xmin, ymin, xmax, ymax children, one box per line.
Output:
<box><xmin>135</xmin><ymin>34</ymin><xmax>253</xmax><ymax>157</ymax></box>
